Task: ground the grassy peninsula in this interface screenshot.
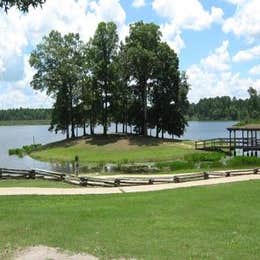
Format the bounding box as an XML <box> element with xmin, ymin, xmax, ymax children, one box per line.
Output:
<box><xmin>31</xmin><ymin>135</ymin><xmax>197</xmax><ymax>164</ymax></box>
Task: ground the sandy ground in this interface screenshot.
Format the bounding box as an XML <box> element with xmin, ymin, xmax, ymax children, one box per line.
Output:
<box><xmin>13</xmin><ymin>245</ymin><xmax>97</xmax><ymax>260</ymax></box>
<box><xmin>1</xmin><ymin>174</ymin><xmax>260</xmax><ymax>195</ymax></box>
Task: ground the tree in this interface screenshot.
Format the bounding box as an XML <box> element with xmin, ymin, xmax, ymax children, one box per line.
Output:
<box><xmin>29</xmin><ymin>30</ymin><xmax>84</xmax><ymax>139</ymax></box>
<box><xmin>248</xmin><ymin>87</ymin><xmax>260</xmax><ymax>119</ymax></box>
<box><xmin>88</xmin><ymin>22</ymin><xmax>119</xmax><ymax>135</ymax></box>
<box><xmin>151</xmin><ymin>42</ymin><xmax>188</xmax><ymax>138</ymax></box>
<box><xmin>0</xmin><ymin>0</ymin><xmax>46</xmax><ymax>12</ymax></box>
<box><xmin>125</xmin><ymin>21</ymin><xmax>162</xmax><ymax>136</ymax></box>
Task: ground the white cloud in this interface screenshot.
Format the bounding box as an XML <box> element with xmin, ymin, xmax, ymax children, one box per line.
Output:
<box><xmin>0</xmin><ymin>0</ymin><xmax>127</xmax><ymax>108</ymax></box>
<box><xmin>225</xmin><ymin>0</ymin><xmax>246</xmax><ymax>5</ymax></box>
<box><xmin>233</xmin><ymin>45</ymin><xmax>260</xmax><ymax>62</ymax></box>
<box><xmin>132</xmin><ymin>0</ymin><xmax>145</xmax><ymax>8</ymax></box>
<box><xmin>249</xmin><ymin>65</ymin><xmax>260</xmax><ymax>75</ymax></box>
<box><xmin>187</xmin><ymin>41</ymin><xmax>260</xmax><ymax>102</ymax></box>
<box><xmin>0</xmin><ymin>56</ymin><xmax>53</xmax><ymax>109</ymax></box>
<box><xmin>201</xmin><ymin>40</ymin><xmax>230</xmax><ymax>71</ymax></box>
<box><xmin>223</xmin><ymin>0</ymin><xmax>260</xmax><ymax>41</ymax></box>
<box><xmin>160</xmin><ymin>23</ymin><xmax>185</xmax><ymax>54</ymax></box>
<box><xmin>152</xmin><ymin>0</ymin><xmax>223</xmax><ymax>54</ymax></box>
<box><xmin>152</xmin><ymin>0</ymin><xmax>223</xmax><ymax>31</ymax></box>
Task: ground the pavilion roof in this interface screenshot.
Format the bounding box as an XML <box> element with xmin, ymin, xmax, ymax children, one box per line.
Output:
<box><xmin>227</xmin><ymin>124</ymin><xmax>260</xmax><ymax>131</ymax></box>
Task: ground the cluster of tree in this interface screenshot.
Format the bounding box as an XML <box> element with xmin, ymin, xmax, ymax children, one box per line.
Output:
<box><xmin>29</xmin><ymin>21</ymin><xmax>189</xmax><ymax>139</ymax></box>
<box><xmin>188</xmin><ymin>87</ymin><xmax>260</xmax><ymax>121</ymax></box>
<box><xmin>0</xmin><ymin>108</ymin><xmax>51</xmax><ymax>121</ymax></box>
<box><xmin>0</xmin><ymin>0</ymin><xmax>46</xmax><ymax>12</ymax></box>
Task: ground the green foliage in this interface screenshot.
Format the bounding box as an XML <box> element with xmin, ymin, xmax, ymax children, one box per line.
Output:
<box><xmin>30</xmin><ymin>31</ymin><xmax>84</xmax><ymax>139</ymax></box>
<box><xmin>156</xmin><ymin>152</ymin><xmax>225</xmax><ymax>172</ymax></box>
<box><xmin>235</xmin><ymin>119</ymin><xmax>260</xmax><ymax>126</ymax></box>
<box><xmin>0</xmin><ymin>0</ymin><xmax>45</xmax><ymax>12</ymax></box>
<box><xmin>188</xmin><ymin>88</ymin><xmax>260</xmax><ymax>121</ymax></box>
<box><xmin>88</xmin><ymin>22</ymin><xmax>119</xmax><ymax>135</ymax></box>
<box><xmin>0</xmin><ymin>108</ymin><xmax>51</xmax><ymax>121</ymax></box>
<box><xmin>184</xmin><ymin>152</ymin><xmax>224</xmax><ymax>162</ymax></box>
<box><xmin>9</xmin><ymin>144</ymin><xmax>42</xmax><ymax>157</ymax></box>
<box><xmin>226</xmin><ymin>156</ymin><xmax>260</xmax><ymax>167</ymax></box>
<box><xmin>29</xmin><ymin>21</ymin><xmax>189</xmax><ymax>139</ymax></box>
<box><xmin>157</xmin><ymin>160</ymin><xmax>194</xmax><ymax>170</ymax></box>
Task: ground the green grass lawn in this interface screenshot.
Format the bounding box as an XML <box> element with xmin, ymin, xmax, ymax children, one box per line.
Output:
<box><xmin>0</xmin><ymin>179</ymin><xmax>76</xmax><ymax>188</ymax></box>
<box><xmin>31</xmin><ymin>135</ymin><xmax>197</xmax><ymax>164</ymax></box>
<box><xmin>1</xmin><ymin>181</ymin><xmax>260</xmax><ymax>259</ymax></box>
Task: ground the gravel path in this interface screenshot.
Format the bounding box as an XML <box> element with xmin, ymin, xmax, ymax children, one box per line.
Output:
<box><xmin>1</xmin><ymin>174</ymin><xmax>260</xmax><ymax>196</ymax></box>
<box><xmin>13</xmin><ymin>245</ymin><xmax>97</xmax><ymax>260</ymax></box>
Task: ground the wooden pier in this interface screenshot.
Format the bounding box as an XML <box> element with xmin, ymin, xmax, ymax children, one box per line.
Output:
<box><xmin>195</xmin><ymin>124</ymin><xmax>260</xmax><ymax>156</ymax></box>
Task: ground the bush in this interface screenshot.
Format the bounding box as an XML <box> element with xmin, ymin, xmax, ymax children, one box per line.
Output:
<box><xmin>184</xmin><ymin>152</ymin><xmax>224</xmax><ymax>163</ymax></box>
<box><xmin>226</xmin><ymin>156</ymin><xmax>260</xmax><ymax>167</ymax></box>
<box><xmin>9</xmin><ymin>144</ymin><xmax>42</xmax><ymax>157</ymax></box>
<box><xmin>156</xmin><ymin>160</ymin><xmax>194</xmax><ymax>171</ymax></box>
<box><xmin>199</xmin><ymin>161</ymin><xmax>223</xmax><ymax>169</ymax></box>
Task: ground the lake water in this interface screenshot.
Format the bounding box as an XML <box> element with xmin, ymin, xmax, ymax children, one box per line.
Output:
<box><xmin>0</xmin><ymin>121</ymin><xmax>237</xmax><ymax>171</ymax></box>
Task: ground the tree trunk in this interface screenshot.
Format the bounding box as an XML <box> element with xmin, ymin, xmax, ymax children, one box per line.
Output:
<box><xmin>66</xmin><ymin>125</ymin><xmax>70</xmax><ymax>139</ymax></box>
<box><xmin>69</xmin><ymin>86</ymin><xmax>75</xmax><ymax>139</ymax></box>
<box><xmin>83</xmin><ymin>123</ymin><xmax>86</xmax><ymax>136</ymax></box>
<box><xmin>103</xmin><ymin>98</ymin><xmax>108</xmax><ymax>135</ymax></box>
<box><xmin>90</xmin><ymin>120</ymin><xmax>94</xmax><ymax>135</ymax></box>
<box><xmin>161</xmin><ymin>130</ymin><xmax>164</xmax><ymax>139</ymax></box>
<box><xmin>71</xmin><ymin>120</ymin><xmax>75</xmax><ymax>139</ymax></box>
<box><xmin>141</xmin><ymin>81</ymin><xmax>147</xmax><ymax>136</ymax></box>
<box><xmin>115</xmin><ymin>122</ymin><xmax>118</xmax><ymax>133</ymax></box>
<box><xmin>156</xmin><ymin>126</ymin><xmax>159</xmax><ymax>138</ymax></box>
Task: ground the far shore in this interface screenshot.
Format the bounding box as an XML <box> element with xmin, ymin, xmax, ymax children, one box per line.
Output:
<box><xmin>0</xmin><ymin>119</ymin><xmax>50</xmax><ymax>126</ymax></box>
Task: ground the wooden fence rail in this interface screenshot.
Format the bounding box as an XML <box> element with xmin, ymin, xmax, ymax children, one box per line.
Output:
<box><xmin>0</xmin><ymin>167</ymin><xmax>259</xmax><ymax>187</ymax></box>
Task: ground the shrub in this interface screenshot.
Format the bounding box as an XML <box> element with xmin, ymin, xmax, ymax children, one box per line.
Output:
<box><xmin>226</xmin><ymin>156</ymin><xmax>260</xmax><ymax>167</ymax></box>
<box><xmin>9</xmin><ymin>144</ymin><xmax>42</xmax><ymax>157</ymax></box>
<box><xmin>184</xmin><ymin>152</ymin><xmax>224</xmax><ymax>163</ymax></box>
<box><xmin>156</xmin><ymin>160</ymin><xmax>194</xmax><ymax>171</ymax></box>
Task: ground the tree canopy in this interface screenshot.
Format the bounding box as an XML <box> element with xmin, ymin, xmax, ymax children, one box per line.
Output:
<box><xmin>0</xmin><ymin>0</ymin><xmax>46</xmax><ymax>12</ymax></box>
<box><xmin>29</xmin><ymin>21</ymin><xmax>189</xmax><ymax>139</ymax></box>
<box><xmin>188</xmin><ymin>88</ymin><xmax>260</xmax><ymax>121</ymax></box>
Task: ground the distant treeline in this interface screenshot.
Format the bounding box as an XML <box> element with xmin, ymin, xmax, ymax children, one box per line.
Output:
<box><xmin>188</xmin><ymin>87</ymin><xmax>260</xmax><ymax>121</ymax></box>
<box><xmin>0</xmin><ymin>108</ymin><xmax>51</xmax><ymax>121</ymax></box>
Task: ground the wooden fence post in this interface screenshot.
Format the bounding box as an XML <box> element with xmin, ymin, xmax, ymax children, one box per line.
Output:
<box><xmin>203</xmin><ymin>172</ymin><xmax>209</xmax><ymax>180</ymax></box>
<box><xmin>174</xmin><ymin>176</ymin><xmax>179</xmax><ymax>183</ymax></box>
<box><xmin>30</xmin><ymin>170</ymin><xmax>36</xmax><ymax>179</ymax></box>
<box><xmin>114</xmin><ymin>179</ymin><xmax>120</xmax><ymax>186</ymax></box>
<box><xmin>225</xmin><ymin>171</ymin><xmax>230</xmax><ymax>177</ymax></box>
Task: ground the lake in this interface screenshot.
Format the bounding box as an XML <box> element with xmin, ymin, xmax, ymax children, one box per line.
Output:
<box><xmin>0</xmin><ymin>121</ymin><xmax>236</xmax><ymax>171</ymax></box>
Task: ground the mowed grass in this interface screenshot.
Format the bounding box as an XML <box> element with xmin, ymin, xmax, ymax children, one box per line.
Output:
<box><xmin>0</xmin><ymin>179</ymin><xmax>76</xmax><ymax>188</ymax></box>
<box><xmin>31</xmin><ymin>135</ymin><xmax>196</xmax><ymax>164</ymax></box>
<box><xmin>2</xmin><ymin>181</ymin><xmax>260</xmax><ymax>259</ymax></box>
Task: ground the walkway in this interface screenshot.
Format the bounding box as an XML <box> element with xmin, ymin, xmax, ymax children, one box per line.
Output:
<box><xmin>1</xmin><ymin>174</ymin><xmax>260</xmax><ymax>196</ymax></box>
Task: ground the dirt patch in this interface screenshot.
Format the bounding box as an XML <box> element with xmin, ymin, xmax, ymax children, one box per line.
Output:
<box><xmin>13</xmin><ymin>245</ymin><xmax>97</xmax><ymax>260</ymax></box>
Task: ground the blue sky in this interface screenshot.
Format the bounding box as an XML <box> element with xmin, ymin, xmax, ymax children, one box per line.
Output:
<box><xmin>0</xmin><ymin>0</ymin><xmax>259</xmax><ymax>108</ymax></box>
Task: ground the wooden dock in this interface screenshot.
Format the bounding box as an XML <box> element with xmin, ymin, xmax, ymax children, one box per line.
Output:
<box><xmin>195</xmin><ymin>138</ymin><xmax>260</xmax><ymax>154</ymax></box>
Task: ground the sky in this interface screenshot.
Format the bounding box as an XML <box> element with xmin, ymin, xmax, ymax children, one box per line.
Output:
<box><xmin>0</xmin><ymin>0</ymin><xmax>259</xmax><ymax>108</ymax></box>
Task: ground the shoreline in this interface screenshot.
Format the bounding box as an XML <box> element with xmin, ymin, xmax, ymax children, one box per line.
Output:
<box><xmin>0</xmin><ymin>120</ymin><xmax>50</xmax><ymax>126</ymax></box>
